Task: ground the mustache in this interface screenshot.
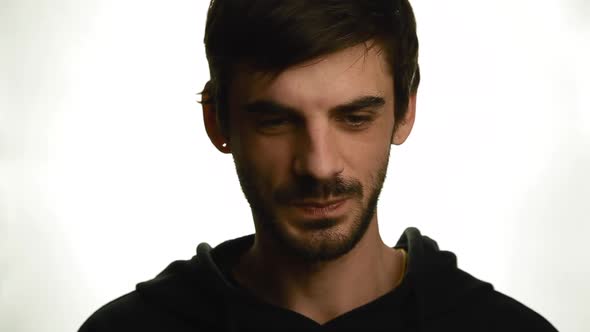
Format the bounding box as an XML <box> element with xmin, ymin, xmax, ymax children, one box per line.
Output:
<box><xmin>275</xmin><ymin>174</ymin><xmax>363</xmax><ymax>204</ymax></box>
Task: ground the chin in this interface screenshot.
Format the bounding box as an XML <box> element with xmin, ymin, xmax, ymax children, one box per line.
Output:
<box><xmin>269</xmin><ymin>207</ymin><xmax>370</xmax><ymax>262</ymax></box>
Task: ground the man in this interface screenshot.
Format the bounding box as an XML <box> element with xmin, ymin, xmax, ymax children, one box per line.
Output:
<box><xmin>79</xmin><ymin>0</ymin><xmax>558</xmax><ymax>331</ymax></box>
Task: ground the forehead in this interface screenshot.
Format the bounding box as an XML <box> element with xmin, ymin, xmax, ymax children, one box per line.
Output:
<box><xmin>229</xmin><ymin>43</ymin><xmax>393</xmax><ymax>113</ymax></box>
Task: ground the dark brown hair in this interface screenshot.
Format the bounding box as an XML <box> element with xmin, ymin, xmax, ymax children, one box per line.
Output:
<box><xmin>202</xmin><ymin>0</ymin><xmax>420</xmax><ymax>138</ymax></box>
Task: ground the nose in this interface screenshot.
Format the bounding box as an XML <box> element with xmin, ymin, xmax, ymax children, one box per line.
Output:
<box><xmin>292</xmin><ymin>122</ymin><xmax>344</xmax><ymax>180</ymax></box>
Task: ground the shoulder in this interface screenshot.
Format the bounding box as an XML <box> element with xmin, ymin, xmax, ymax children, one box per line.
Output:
<box><xmin>77</xmin><ymin>248</ymin><xmax>234</xmax><ymax>331</ymax></box>
<box><xmin>77</xmin><ymin>264</ymin><xmax>222</xmax><ymax>332</ymax></box>
<box><xmin>480</xmin><ymin>290</ymin><xmax>558</xmax><ymax>331</ymax></box>
<box><xmin>429</xmin><ymin>288</ymin><xmax>559</xmax><ymax>332</ymax></box>
<box><xmin>78</xmin><ymin>289</ymin><xmax>198</xmax><ymax>332</ymax></box>
<box><xmin>78</xmin><ymin>291</ymin><xmax>158</xmax><ymax>331</ymax></box>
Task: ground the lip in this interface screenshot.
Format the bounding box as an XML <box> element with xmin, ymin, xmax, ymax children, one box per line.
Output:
<box><xmin>292</xmin><ymin>199</ymin><xmax>347</xmax><ymax>208</ymax></box>
<box><xmin>290</xmin><ymin>198</ymin><xmax>349</xmax><ymax>218</ymax></box>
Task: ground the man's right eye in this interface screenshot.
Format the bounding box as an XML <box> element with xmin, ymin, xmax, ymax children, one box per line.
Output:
<box><xmin>258</xmin><ymin>118</ymin><xmax>290</xmax><ymax>127</ymax></box>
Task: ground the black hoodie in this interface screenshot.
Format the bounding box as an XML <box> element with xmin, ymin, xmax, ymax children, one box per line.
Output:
<box><xmin>79</xmin><ymin>227</ymin><xmax>558</xmax><ymax>331</ymax></box>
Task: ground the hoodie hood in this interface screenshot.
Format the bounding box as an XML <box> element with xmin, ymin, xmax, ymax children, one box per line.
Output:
<box><xmin>136</xmin><ymin>227</ymin><xmax>494</xmax><ymax>331</ymax></box>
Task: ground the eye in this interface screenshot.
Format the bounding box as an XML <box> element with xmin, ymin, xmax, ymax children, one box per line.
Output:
<box><xmin>255</xmin><ymin>115</ymin><xmax>299</xmax><ymax>133</ymax></box>
<box><xmin>341</xmin><ymin>115</ymin><xmax>373</xmax><ymax>128</ymax></box>
<box><xmin>258</xmin><ymin>117</ymin><xmax>290</xmax><ymax>127</ymax></box>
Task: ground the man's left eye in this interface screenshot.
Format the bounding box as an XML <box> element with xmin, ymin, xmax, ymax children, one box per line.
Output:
<box><xmin>342</xmin><ymin>115</ymin><xmax>372</xmax><ymax>128</ymax></box>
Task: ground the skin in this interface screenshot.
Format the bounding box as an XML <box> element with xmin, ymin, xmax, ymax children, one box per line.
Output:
<box><xmin>202</xmin><ymin>41</ymin><xmax>416</xmax><ymax>324</ymax></box>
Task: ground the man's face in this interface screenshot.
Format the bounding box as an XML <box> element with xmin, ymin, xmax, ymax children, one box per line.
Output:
<box><xmin>226</xmin><ymin>43</ymin><xmax>397</xmax><ymax>263</ymax></box>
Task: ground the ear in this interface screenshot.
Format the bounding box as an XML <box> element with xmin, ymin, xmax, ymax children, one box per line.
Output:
<box><xmin>391</xmin><ymin>94</ymin><xmax>416</xmax><ymax>145</ymax></box>
<box><xmin>202</xmin><ymin>82</ymin><xmax>232</xmax><ymax>154</ymax></box>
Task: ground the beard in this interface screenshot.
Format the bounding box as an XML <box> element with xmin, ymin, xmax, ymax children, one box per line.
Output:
<box><xmin>233</xmin><ymin>150</ymin><xmax>390</xmax><ymax>264</ymax></box>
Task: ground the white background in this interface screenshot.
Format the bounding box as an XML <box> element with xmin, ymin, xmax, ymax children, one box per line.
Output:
<box><xmin>1</xmin><ymin>0</ymin><xmax>588</xmax><ymax>331</ymax></box>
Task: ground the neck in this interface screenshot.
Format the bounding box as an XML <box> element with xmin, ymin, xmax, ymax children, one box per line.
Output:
<box><xmin>232</xmin><ymin>216</ymin><xmax>405</xmax><ymax>324</ymax></box>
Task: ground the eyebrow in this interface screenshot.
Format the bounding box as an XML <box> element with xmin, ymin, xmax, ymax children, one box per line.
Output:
<box><xmin>332</xmin><ymin>96</ymin><xmax>386</xmax><ymax>114</ymax></box>
<box><xmin>243</xmin><ymin>95</ymin><xmax>386</xmax><ymax>116</ymax></box>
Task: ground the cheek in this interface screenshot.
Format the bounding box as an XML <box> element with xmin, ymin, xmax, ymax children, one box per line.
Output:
<box><xmin>341</xmin><ymin>139</ymin><xmax>390</xmax><ymax>189</ymax></box>
<box><xmin>355</xmin><ymin>157</ymin><xmax>381</xmax><ymax>185</ymax></box>
<box><xmin>243</xmin><ymin>136</ymin><xmax>293</xmax><ymax>189</ymax></box>
<box><xmin>338</xmin><ymin>128</ymin><xmax>389</xmax><ymax>161</ymax></box>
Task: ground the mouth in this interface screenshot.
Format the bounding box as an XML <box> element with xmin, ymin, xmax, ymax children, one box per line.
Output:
<box><xmin>290</xmin><ymin>198</ymin><xmax>349</xmax><ymax>218</ymax></box>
